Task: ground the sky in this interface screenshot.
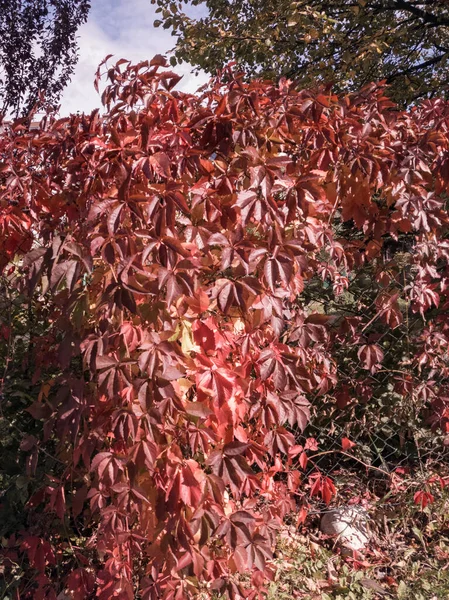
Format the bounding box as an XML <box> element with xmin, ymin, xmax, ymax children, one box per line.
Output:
<box><xmin>59</xmin><ymin>0</ymin><xmax>208</xmax><ymax>116</ymax></box>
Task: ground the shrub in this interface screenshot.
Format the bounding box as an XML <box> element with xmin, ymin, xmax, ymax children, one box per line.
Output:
<box><xmin>2</xmin><ymin>57</ymin><xmax>449</xmax><ymax>598</ymax></box>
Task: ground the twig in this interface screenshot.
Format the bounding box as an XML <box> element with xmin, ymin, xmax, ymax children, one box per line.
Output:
<box><xmin>308</xmin><ymin>449</ymin><xmax>391</xmax><ymax>477</ymax></box>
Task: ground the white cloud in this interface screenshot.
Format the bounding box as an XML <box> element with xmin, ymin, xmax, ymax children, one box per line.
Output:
<box><xmin>59</xmin><ymin>0</ymin><xmax>208</xmax><ymax>116</ymax></box>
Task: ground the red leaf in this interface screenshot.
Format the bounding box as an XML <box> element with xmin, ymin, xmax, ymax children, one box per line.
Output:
<box><xmin>184</xmin><ymin>401</ymin><xmax>213</xmax><ymax>418</ymax></box>
<box><xmin>299</xmin><ymin>452</ymin><xmax>308</xmax><ymax>470</ymax></box>
<box><xmin>150</xmin><ymin>152</ymin><xmax>171</xmax><ymax>178</ymax></box>
<box><xmin>66</xmin><ymin>568</ymin><xmax>95</xmax><ymax>600</ymax></box>
<box><xmin>341</xmin><ymin>437</ymin><xmax>356</xmax><ymax>451</ymax></box>
<box><xmin>358</xmin><ymin>344</ymin><xmax>384</xmax><ymax>374</ymax></box>
<box><xmin>309</xmin><ymin>472</ymin><xmax>336</xmax><ymax>505</ymax></box>
<box><xmin>223</xmin><ymin>441</ymin><xmax>251</xmax><ymax>456</ymax></box>
<box><xmin>413</xmin><ymin>490</ymin><xmax>435</xmax><ymax>509</ymax></box>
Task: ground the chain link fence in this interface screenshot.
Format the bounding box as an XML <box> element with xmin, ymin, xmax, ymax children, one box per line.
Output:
<box><xmin>296</xmin><ymin>243</ymin><xmax>449</xmax><ymax>515</ymax></box>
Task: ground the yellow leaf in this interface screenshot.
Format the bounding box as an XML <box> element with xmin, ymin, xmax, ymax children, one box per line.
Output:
<box><xmin>168</xmin><ymin>322</ymin><xmax>181</xmax><ymax>342</ymax></box>
<box><xmin>178</xmin><ymin>378</ymin><xmax>194</xmax><ymax>394</ymax></box>
<box><xmin>180</xmin><ymin>321</ymin><xmax>200</xmax><ymax>355</ymax></box>
<box><xmin>233</xmin><ymin>318</ymin><xmax>246</xmax><ymax>334</ymax></box>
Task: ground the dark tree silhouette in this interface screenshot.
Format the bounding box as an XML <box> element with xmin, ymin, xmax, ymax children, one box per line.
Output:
<box><xmin>0</xmin><ymin>0</ymin><xmax>90</xmax><ymax>117</ymax></box>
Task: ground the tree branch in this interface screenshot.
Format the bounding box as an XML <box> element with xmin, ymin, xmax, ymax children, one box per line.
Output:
<box><xmin>391</xmin><ymin>0</ymin><xmax>449</xmax><ymax>28</ymax></box>
<box><xmin>386</xmin><ymin>51</ymin><xmax>448</xmax><ymax>82</ymax></box>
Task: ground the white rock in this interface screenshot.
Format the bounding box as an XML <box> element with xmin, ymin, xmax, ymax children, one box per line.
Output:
<box><xmin>320</xmin><ymin>505</ymin><xmax>370</xmax><ymax>552</ymax></box>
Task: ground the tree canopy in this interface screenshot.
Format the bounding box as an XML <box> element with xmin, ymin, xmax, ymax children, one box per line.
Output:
<box><xmin>152</xmin><ymin>0</ymin><xmax>449</xmax><ymax>105</ymax></box>
<box><xmin>0</xmin><ymin>0</ymin><xmax>90</xmax><ymax>117</ymax></box>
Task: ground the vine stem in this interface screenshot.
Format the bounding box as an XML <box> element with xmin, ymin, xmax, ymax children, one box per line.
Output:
<box><xmin>308</xmin><ymin>449</ymin><xmax>391</xmax><ymax>477</ymax></box>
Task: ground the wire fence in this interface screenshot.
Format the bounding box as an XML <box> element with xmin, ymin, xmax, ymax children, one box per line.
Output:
<box><xmin>297</xmin><ymin>247</ymin><xmax>449</xmax><ymax>515</ymax></box>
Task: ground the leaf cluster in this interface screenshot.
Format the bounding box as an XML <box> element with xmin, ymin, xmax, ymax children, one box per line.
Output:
<box><xmin>1</xmin><ymin>59</ymin><xmax>449</xmax><ymax>598</ymax></box>
<box><xmin>152</xmin><ymin>0</ymin><xmax>449</xmax><ymax>105</ymax></box>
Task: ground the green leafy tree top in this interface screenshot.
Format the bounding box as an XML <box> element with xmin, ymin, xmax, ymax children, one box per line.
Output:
<box><xmin>153</xmin><ymin>0</ymin><xmax>449</xmax><ymax>105</ymax></box>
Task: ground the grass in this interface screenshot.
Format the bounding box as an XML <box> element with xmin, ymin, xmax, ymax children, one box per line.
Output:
<box><xmin>267</xmin><ymin>493</ymin><xmax>449</xmax><ymax>600</ymax></box>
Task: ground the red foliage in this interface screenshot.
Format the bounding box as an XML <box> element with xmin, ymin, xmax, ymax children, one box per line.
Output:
<box><xmin>2</xmin><ymin>57</ymin><xmax>449</xmax><ymax>597</ymax></box>
<box><xmin>413</xmin><ymin>490</ymin><xmax>435</xmax><ymax>509</ymax></box>
<box><xmin>341</xmin><ymin>437</ymin><xmax>356</xmax><ymax>451</ymax></box>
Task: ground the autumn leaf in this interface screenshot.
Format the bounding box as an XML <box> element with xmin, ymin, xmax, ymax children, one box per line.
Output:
<box><xmin>341</xmin><ymin>437</ymin><xmax>356</xmax><ymax>451</ymax></box>
<box><xmin>357</xmin><ymin>344</ymin><xmax>384</xmax><ymax>374</ymax></box>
